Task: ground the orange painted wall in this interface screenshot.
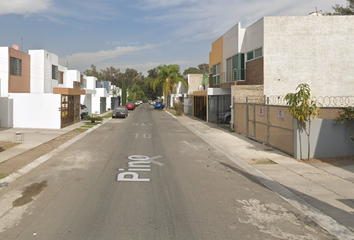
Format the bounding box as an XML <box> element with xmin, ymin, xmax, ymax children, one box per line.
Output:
<box><xmin>8</xmin><ymin>48</ymin><xmax>30</xmax><ymax>93</ymax></box>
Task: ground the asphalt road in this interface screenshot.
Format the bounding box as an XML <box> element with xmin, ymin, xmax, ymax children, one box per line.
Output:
<box><xmin>0</xmin><ymin>104</ymin><xmax>335</xmax><ymax>240</ymax></box>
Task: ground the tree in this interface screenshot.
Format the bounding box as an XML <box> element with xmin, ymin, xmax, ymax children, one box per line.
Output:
<box><xmin>122</xmin><ymin>80</ymin><xmax>127</xmax><ymax>105</ymax></box>
<box><xmin>285</xmin><ymin>83</ymin><xmax>320</xmax><ymax>160</ymax></box>
<box><xmin>334</xmin><ymin>107</ymin><xmax>354</xmax><ymax>142</ymax></box>
<box><xmin>152</xmin><ymin>64</ymin><xmax>187</xmax><ymax>108</ymax></box>
<box><xmin>327</xmin><ymin>0</ymin><xmax>354</xmax><ymax>15</ymax></box>
<box><xmin>83</xmin><ymin>64</ymin><xmax>103</xmax><ymax>79</ymax></box>
<box><xmin>183</xmin><ymin>67</ymin><xmax>203</xmax><ymax>75</ymax></box>
<box><xmin>198</xmin><ymin>63</ymin><xmax>209</xmax><ymax>74</ymax></box>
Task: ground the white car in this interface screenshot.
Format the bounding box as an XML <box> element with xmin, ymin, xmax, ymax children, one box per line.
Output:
<box><xmin>80</xmin><ymin>105</ymin><xmax>88</xmax><ymax>119</ymax></box>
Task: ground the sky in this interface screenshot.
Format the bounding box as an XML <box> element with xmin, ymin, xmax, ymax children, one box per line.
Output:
<box><xmin>0</xmin><ymin>0</ymin><xmax>347</xmax><ymax>76</ymax></box>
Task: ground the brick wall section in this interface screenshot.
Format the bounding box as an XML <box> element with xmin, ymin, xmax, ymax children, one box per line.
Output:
<box><xmin>9</xmin><ymin>48</ymin><xmax>31</xmax><ymax>93</ymax></box>
<box><xmin>245</xmin><ymin>57</ymin><xmax>263</xmax><ymax>85</ymax></box>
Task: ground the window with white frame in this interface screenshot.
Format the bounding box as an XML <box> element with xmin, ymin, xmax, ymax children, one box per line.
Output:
<box><xmin>10</xmin><ymin>57</ymin><xmax>22</xmax><ymax>76</ymax></box>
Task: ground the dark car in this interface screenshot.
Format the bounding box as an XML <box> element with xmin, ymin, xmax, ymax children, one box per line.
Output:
<box><xmin>126</xmin><ymin>102</ymin><xmax>135</xmax><ymax>110</ymax></box>
<box><xmin>113</xmin><ymin>107</ymin><xmax>129</xmax><ymax>118</ymax></box>
<box><xmin>154</xmin><ymin>101</ymin><xmax>164</xmax><ymax>109</ymax></box>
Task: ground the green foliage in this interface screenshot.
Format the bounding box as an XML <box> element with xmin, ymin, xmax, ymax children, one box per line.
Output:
<box><xmin>84</xmin><ymin>114</ymin><xmax>103</xmax><ymax>123</ymax></box>
<box><xmin>198</xmin><ymin>63</ymin><xmax>209</xmax><ymax>74</ymax></box>
<box><xmin>183</xmin><ymin>67</ymin><xmax>204</xmax><ymax>75</ymax></box>
<box><xmin>334</xmin><ymin>107</ymin><xmax>354</xmax><ymax>142</ymax></box>
<box><xmin>285</xmin><ymin>83</ymin><xmax>320</xmax><ymax>160</ymax></box>
<box><xmin>151</xmin><ymin>64</ymin><xmax>188</xmax><ymax>108</ymax></box>
<box><xmin>122</xmin><ymin>80</ymin><xmax>127</xmax><ymax>105</ymax></box>
<box><xmin>327</xmin><ymin>0</ymin><xmax>354</xmax><ymax>15</ymax></box>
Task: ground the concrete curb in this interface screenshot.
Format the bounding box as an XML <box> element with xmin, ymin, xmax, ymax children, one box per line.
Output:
<box><xmin>0</xmin><ymin>118</ymin><xmax>112</xmax><ymax>190</ymax></box>
<box><xmin>176</xmin><ymin>115</ymin><xmax>354</xmax><ymax>240</ymax></box>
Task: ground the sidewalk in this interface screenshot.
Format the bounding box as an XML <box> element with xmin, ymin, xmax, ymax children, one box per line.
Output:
<box><xmin>175</xmin><ymin>114</ymin><xmax>354</xmax><ymax>240</ymax></box>
<box><xmin>0</xmin><ymin>111</ymin><xmax>353</xmax><ymax>239</ymax></box>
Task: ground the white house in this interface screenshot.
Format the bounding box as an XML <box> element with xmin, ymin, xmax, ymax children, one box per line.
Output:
<box><xmin>0</xmin><ymin>47</ymin><xmax>85</xmax><ymax>129</ymax></box>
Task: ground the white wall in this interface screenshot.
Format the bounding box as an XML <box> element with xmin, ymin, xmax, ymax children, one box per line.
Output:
<box><xmin>66</xmin><ymin>70</ymin><xmax>80</xmax><ymax>88</ymax></box>
<box><xmin>86</xmin><ymin>76</ymin><xmax>97</xmax><ymax>90</ymax></box>
<box><xmin>0</xmin><ymin>97</ymin><xmax>12</xmax><ymax>128</ymax></box>
<box><xmin>0</xmin><ymin>47</ymin><xmax>9</xmax><ymax>97</ymax></box>
<box><xmin>242</xmin><ymin>18</ymin><xmax>264</xmax><ymax>54</ymax></box>
<box><xmin>92</xmin><ymin>88</ymin><xmax>108</xmax><ymax>114</ymax></box>
<box><xmin>223</xmin><ymin>23</ymin><xmax>246</xmax><ymax>72</ymax></box>
<box><xmin>58</xmin><ymin>65</ymin><xmax>68</xmax><ymax>88</ymax></box>
<box><xmin>263</xmin><ymin>16</ymin><xmax>354</xmax><ymax>97</ymax></box>
<box><xmin>10</xmin><ymin>93</ymin><xmax>61</xmax><ymax>129</ymax></box>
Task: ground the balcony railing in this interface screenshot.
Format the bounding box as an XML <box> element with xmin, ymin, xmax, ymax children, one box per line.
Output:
<box><xmin>223</xmin><ymin>69</ymin><xmax>245</xmax><ymax>83</ymax></box>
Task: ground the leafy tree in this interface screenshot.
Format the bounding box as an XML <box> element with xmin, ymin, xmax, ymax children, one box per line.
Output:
<box><xmin>101</xmin><ymin>66</ymin><xmax>121</xmax><ymax>87</ymax></box>
<box><xmin>285</xmin><ymin>83</ymin><xmax>320</xmax><ymax>160</ymax></box>
<box><xmin>122</xmin><ymin>80</ymin><xmax>127</xmax><ymax>105</ymax></box>
<box><xmin>334</xmin><ymin>107</ymin><xmax>354</xmax><ymax>142</ymax></box>
<box><xmin>83</xmin><ymin>64</ymin><xmax>103</xmax><ymax>79</ymax></box>
<box><xmin>327</xmin><ymin>0</ymin><xmax>354</xmax><ymax>15</ymax></box>
<box><xmin>198</xmin><ymin>63</ymin><xmax>209</xmax><ymax>74</ymax></box>
<box><xmin>152</xmin><ymin>64</ymin><xmax>187</xmax><ymax>108</ymax></box>
<box><xmin>183</xmin><ymin>67</ymin><xmax>204</xmax><ymax>75</ymax></box>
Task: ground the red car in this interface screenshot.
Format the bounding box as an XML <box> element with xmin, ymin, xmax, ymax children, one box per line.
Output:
<box><xmin>126</xmin><ymin>102</ymin><xmax>135</xmax><ymax>110</ymax></box>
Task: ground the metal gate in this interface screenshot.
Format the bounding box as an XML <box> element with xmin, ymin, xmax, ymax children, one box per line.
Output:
<box><xmin>100</xmin><ymin>97</ymin><xmax>106</xmax><ymax>114</ymax></box>
<box><xmin>245</xmin><ymin>97</ymin><xmax>294</xmax><ymax>156</ymax></box>
<box><xmin>208</xmin><ymin>95</ymin><xmax>231</xmax><ymax>129</ymax></box>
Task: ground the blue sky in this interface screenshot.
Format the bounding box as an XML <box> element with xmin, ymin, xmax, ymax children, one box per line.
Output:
<box><xmin>0</xmin><ymin>0</ymin><xmax>346</xmax><ymax>75</ymax></box>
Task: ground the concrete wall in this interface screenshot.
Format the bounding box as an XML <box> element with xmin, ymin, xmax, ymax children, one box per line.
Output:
<box><xmin>263</xmin><ymin>16</ymin><xmax>354</xmax><ymax>97</ymax></box>
<box><xmin>295</xmin><ymin>119</ymin><xmax>354</xmax><ymax>159</ymax></box>
<box><xmin>0</xmin><ymin>97</ymin><xmax>13</xmax><ymax>128</ymax></box>
<box><xmin>187</xmin><ymin>74</ymin><xmax>203</xmax><ymax>94</ymax></box>
<box><xmin>0</xmin><ymin>47</ymin><xmax>9</xmax><ymax>97</ymax></box>
<box><xmin>67</xmin><ymin>70</ymin><xmax>80</xmax><ymax>89</ymax></box>
<box><xmin>232</xmin><ymin>85</ymin><xmax>264</xmax><ymax>103</ymax></box>
<box><xmin>92</xmin><ymin>88</ymin><xmax>108</xmax><ymax>114</ymax></box>
<box><xmin>10</xmin><ymin>93</ymin><xmax>61</xmax><ymax>129</ymax></box>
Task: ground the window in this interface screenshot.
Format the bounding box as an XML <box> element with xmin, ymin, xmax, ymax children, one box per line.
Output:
<box><xmin>247</xmin><ymin>51</ymin><xmax>254</xmax><ymax>61</ymax></box>
<box><xmin>58</xmin><ymin>71</ymin><xmax>64</xmax><ymax>84</ymax></box>
<box><xmin>247</xmin><ymin>47</ymin><xmax>263</xmax><ymax>61</ymax></box>
<box><xmin>52</xmin><ymin>65</ymin><xmax>58</xmax><ymax>80</ymax></box>
<box><xmin>10</xmin><ymin>57</ymin><xmax>22</xmax><ymax>76</ymax></box>
<box><xmin>255</xmin><ymin>47</ymin><xmax>262</xmax><ymax>58</ymax></box>
<box><xmin>212</xmin><ymin>63</ymin><xmax>220</xmax><ymax>85</ymax></box>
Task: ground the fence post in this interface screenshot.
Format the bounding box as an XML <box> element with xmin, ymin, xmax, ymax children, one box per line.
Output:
<box><xmin>246</xmin><ymin>97</ymin><xmax>249</xmax><ymax>138</ymax></box>
<box><xmin>253</xmin><ymin>100</ymin><xmax>256</xmax><ymax>138</ymax></box>
<box><xmin>267</xmin><ymin>97</ymin><xmax>270</xmax><ymax>145</ymax></box>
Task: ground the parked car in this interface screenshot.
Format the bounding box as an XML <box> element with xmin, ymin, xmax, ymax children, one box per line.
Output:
<box><xmin>148</xmin><ymin>100</ymin><xmax>153</xmax><ymax>105</ymax></box>
<box><xmin>126</xmin><ymin>102</ymin><xmax>135</xmax><ymax>110</ymax></box>
<box><xmin>220</xmin><ymin>110</ymin><xmax>231</xmax><ymax>124</ymax></box>
<box><xmin>112</xmin><ymin>107</ymin><xmax>129</xmax><ymax>118</ymax></box>
<box><xmin>135</xmin><ymin>101</ymin><xmax>139</xmax><ymax>107</ymax></box>
<box><xmin>80</xmin><ymin>105</ymin><xmax>88</xmax><ymax>119</ymax></box>
<box><xmin>154</xmin><ymin>101</ymin><xmax>164</xmax><ymax>109</ymax></box>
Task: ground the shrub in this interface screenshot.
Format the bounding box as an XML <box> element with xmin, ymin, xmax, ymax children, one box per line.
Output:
<box><xmin>84</xmin><ymin>114</ymin><xmax>103</xmax><ymax>123</ymax></box>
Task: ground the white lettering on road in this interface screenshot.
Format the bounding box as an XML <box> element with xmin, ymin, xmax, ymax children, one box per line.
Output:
<box><xmin>117</xmin><ymin>155</ymin><xmax>163</xmax><ymax>182</ymax></box>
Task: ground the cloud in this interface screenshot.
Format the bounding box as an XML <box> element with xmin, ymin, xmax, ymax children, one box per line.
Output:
<box><xmin>60</xmin><ymin>44</ymin><xmax>157</xmax><ymax>70</ymax></box>
<box><xmin>137</xmin><ymin>0</ymin><xmax>345</xmax><ymax>42</ymax></box>
<box><xmin>0</xmin><ymin>0</ymin><xmax>52</xmax><ymax>15</ymax></box>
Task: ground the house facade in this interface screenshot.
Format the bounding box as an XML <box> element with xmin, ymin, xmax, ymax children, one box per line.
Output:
<box><xmin>208</xmin><ymin>15</ymin><xmax>354</xmax><ymax>127</ymax></box>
